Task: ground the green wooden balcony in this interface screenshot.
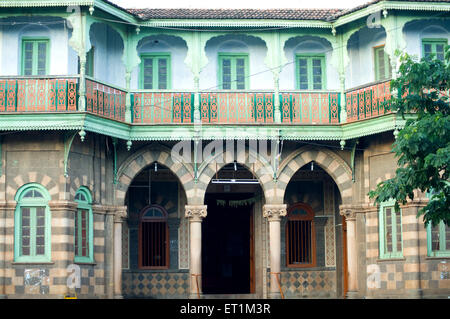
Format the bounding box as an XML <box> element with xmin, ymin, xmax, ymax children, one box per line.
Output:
<box><xmin>0</xmin><ymin>75</ymin><xmax>393</xmax><ymax>126</ymax></box>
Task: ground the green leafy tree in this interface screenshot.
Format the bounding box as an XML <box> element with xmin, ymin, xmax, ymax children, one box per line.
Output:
<box><xmin>368</xmin><ymin>48</ymin><xmax>450</xmax><ymax>227</ymax></box>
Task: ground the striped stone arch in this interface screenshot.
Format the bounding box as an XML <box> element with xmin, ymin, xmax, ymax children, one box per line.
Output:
<box><xmin>193</xmin><ymin>148</ymin><xmax>275</xmax><ymax>205</ymax></box>
<box><xmin>276</xmin><ymin>146</ymin><xmax>353</xmax><ymax>204</ymax></box>
<box><xmin>5</xmin><ymin>172</ymin><xmax>59</xmax><ymax>201</ymax></box>
<box><xmin>114</xmin><ymin>144</ymin><xmax>195</xmax><ymax>207</ymax></box>
<box><xmin>67</xmin><ymin>176</ymin><xmax>95</xmax><ymax>201</ymax></box>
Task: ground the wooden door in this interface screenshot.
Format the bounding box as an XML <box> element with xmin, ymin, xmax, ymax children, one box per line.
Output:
<box><xmin>342</xmin><ymin>215</ymin><xmax>348</xmax><ymax>298</ymax></box>
<box><xmin>249</xmin><ymin>207</ymin><xmax>255</xmax><ymax>293</ymax></box>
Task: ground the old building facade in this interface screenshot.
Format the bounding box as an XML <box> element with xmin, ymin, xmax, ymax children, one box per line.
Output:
<box><xmin>0</xmin><ymin>0</ymin><xmax>449</xmax><ymax>299</ymax></box>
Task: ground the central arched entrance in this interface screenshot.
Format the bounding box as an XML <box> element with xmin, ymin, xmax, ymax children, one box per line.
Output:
<box><xmin>202</xmin><ymin>162</ymin><xmax>263</xmax><ymax>295</ymax></box>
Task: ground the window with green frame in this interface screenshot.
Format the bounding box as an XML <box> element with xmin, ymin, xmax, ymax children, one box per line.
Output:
<box><xmin>427</xmin><ymin>221</ymin><xmax>450</xmax><ymax>257</ymax></box>
<box><xmin>14</xmin><ymin>184</ymin><xmax>51</xmax><ymax>263</ymax></box>
<box><xmin>374</xmin><ymin>45</ymin><xmax>392</xmax><ymax>81</ymax></box>
<box><xmin>218</xmin><ymin>53</ymin><xmax>249</xmax><ymax>90</ymax></box>
<box><xmin>296</xmin><ymin>55</ymin><xmax>326</xmax><ymax>90</ymax></box>
<box><xmin>140</xmin><ymin>53</ymin><xmax>171</xmax><ymax>89</ymax></box>
<box><xmin>379</xmin><ymin>201</ymin><xmax>403</xmax><ymax>259</ymax></box>
<box><xmin>21</xmin><ymin>38</ymin><xmax>49</xmax><ymax>76</ymax></box>
<box><xmin>422</xmin><ymin>38</ymin><xmax>448</xmax><ymax>61</ymax></box>
<box><xmin>74</xmin><ymin>187</ymin><xmax>94</xmax><ymax>263</ymax></box>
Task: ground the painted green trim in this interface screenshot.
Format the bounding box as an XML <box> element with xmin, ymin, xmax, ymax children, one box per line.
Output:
<box><xmin>427</xmin><ymin>221</ymin><xmax>450</xmax><ymax>257</ymax></box>
<box><xmin>379</xmin><ymin>200</ymin><xmax>403</xmax><ymax>260</ymax></box>
<box><xmin>139</xmin><ymin>53</ymin><xmax>171</xmax><ymax>90</ymax></box>
<box><xmin>217</xmin><ymin>53</ymin><xmax>249</xmax><ymax>90</ymax></box>
<box><xmin>74</xmin><ymin>186</ymin><xmax>94</xmax><ymax>263</ymax></box>
<box><xmin>21</xmin><ymin>38</ymin><xmax>50</xmax><ymax>76</ymax></box>
<box><xmin>295</xmin><ymin>54</ymin><xmax>326</xmax><ymax>91</ymax></box>
<box><xmin>14</xmin><ymin>183</ymin><xmax>52</xmax><ymax>263</ymax></box>
<box><xmin>422</xmin><ymin>38</ymin><xmax>448</xmax><ymax>60</ymax></box>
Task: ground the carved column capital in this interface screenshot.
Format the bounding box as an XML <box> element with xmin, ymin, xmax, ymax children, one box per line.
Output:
<box><xmin>263</xmin><ymin>204</ymin><xmax>287</xmax><ymax>222</ymax></box>
<box><xmin>185</xmin><ymin>205</ymin><xmax>207</xmax><ymax>222</ymax></box>
<box><xmin>113</xmin><ymin>207</ymin><xmax>127</xmax><ymax>223</ymax></box>
<box><xmin>340</xmin><ymin>209</ymin><xmax>356</xmax><ymax>221</ymax></box>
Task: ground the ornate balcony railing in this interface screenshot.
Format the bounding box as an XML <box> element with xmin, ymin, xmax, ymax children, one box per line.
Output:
<box><xmin>0</xmin><ymin>76</ymin><xmax>400</xmax><ymax>127</ymax></box>
<box><xmin>345</xmin><ymin>80</ymin><xmax>392</xmax><ymax>122</ymax></box>
<box><xmin>280</xmin><ymin>91</ymin><xmax>341</xmax><ymax>124</ymax></box>
<box><xmin>199</xmin><ymin>92</ymin><xmax>274</xmax><ymax>124</ymax></box>
<box><xmin>0</xmin><ymin>76</ymin><xmax>78</xmax><ymax>112</ymax></box>
<box><xmin>86</xmin><ymin>77</ymin><xmax>126</xmax><ymax>122</ymax></box>
<box><xmin>131</xmin><ymin>91</ymin><xmax>195</xmax><ymax>124</ymax></box>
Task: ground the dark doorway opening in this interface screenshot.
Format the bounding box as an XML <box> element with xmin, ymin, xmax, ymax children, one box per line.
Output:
<box><xmin>202</xmin><ymin>193</ymin><xmax>253</xmax><ymax>294</ymax></box>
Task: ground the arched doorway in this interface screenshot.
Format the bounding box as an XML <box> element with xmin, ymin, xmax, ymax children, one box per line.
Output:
<box><xmin>122</xmin><ymin>161</ymin><xmax>189</xmax><ymax>298</ymax></box>
<box><xmin>282</xmin><ymin>163</ymin><xmax>344</xmax><ymax>298</ymax></box>
<box><xmin>202</xmin><ymin>162</ymin><xmax>263</xmax><ymax>295</ymax></box>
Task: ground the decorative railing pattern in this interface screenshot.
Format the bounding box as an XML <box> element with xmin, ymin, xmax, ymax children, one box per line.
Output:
<box><xmin>280</xmin><ymin>92</ymin><xmax>340</xmax><ymax>124</ymax></box>
<box><xmin>132</xmin><ymin>92</ymin><xmax>194</xmax><ymax>124</ymax></box>
<box><xmin>0</xmin><ymin>77</ymin><xmax>78</xmax><ymax>112</ymax></box>
<box><xmin>86</xmin><ymin>78</ymin><xmax>126</xmax><ymax>122</ymax></box>
<box><xmin>0</xmin><ymin>76</ymin><xmax>399</xmax><ymax>127</ymax></box>
<box><xmin>345</xmin><ymin>80</ymin><xmax>391</xmax><ymax>122</ymax></box>
<box><xmin>199</xmin><ymin>92</ymin><xmax>274</xmax><ymax>123</ymax></box>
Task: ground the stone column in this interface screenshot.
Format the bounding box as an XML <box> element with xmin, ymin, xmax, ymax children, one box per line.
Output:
<box><xmin>263</xmin><ymin>204</ymin><xmax>287</xmax><ymax>299</ymax></box>
<box><xmin>113</xmin><ymin>208</ymin><xmax>127</xmax><ymax>299</ymax></box>
<box><xmin>341</xmin><ymin>208</ymin><xmax>358</xmax><ymax>298</ymax></box>
<box><xmin>185</xmin><ymin>205</ymin><xmax>207</xmax><ymax>299</ymax></box>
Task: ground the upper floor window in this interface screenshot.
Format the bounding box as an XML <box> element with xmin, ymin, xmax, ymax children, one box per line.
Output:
<box><xmin>14</xmin><ymin>184</ymin><xmax>51</xmax><ymax>262</ymax></box>
<box><xmin>286</xmin><ymin>203</ymin><xmax>316</xmax><ymax>268</ymax></box>
<box><xmin>140</xmin><ymin>53</ymin><xmax>171</xmax><ymax>90</ymax></box>
<box><xmin>21</xmin><ymin>38</ymin><xmax>49</xmax><ymax>76</ymax></box>
<box><xmin>427</xmin><ymin>221</ymin><xmax>450</xmax><ymax>257</ymax></box>
<box><xmin>379</xmin><ymin>201</ymin><xmax>403</xmax><ymax>259</ymax></box>
<box><xmin>139</xmin><ymin>205</ymin><xmax>169</xmax><ymax>269</ymax></box>
<box><xmin>74</xmin><ymin>187</ymin><xmax>94</xmax><ymax>263</ymax></box>
<box><xmin>296</xmin><ymin>54</ymin><xmax>326</xmax><ymax>90</ymax></box>
<box><xmin>218</xmin><ymin>53</ymin><xmax>249</xmax><ymax>90</ymax></box>
<box><xmin>422</xmin><ymin>38</ymin><xmax>447</xmax><ymax>61</ymax></box>
<box><xmin>374</xmin><ymin>45</ymin><xmax>392</xmax><ymax>81</ymax></box>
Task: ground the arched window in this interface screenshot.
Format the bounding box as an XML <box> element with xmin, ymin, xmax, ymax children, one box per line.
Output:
<box><xmin>286</xmin><ymin>203</ymin><xmax>316</xmax><ymax>268</ymax></box>
<box><xmin>14</xmin><ymin>183</ymin><xmax>51</xmax><ymax>262</ymax></box>
<box><xmin>139</xmin><ymin>205</ymin><xmax>169</xmax><ymax>269</ymax></box>
<box><xmin>74</xmin><ymin>187</ymin><xmax>94</xmax><ymax>263</ymax></box>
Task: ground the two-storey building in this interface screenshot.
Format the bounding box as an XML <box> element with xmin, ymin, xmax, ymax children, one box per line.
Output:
<box><xmin>0</xmin><ymin>0</ymin><xmax>449</xmax><ymax>299</ymax></box>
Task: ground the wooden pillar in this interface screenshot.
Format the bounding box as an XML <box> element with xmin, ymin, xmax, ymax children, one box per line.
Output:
<box><xmin>113</xmin><ymin>207</ymin><xmax>127</xmax><ymax>299</ymax></box>
<box><xmin>263</xmin><ymin>204</ymin><xmax>287</xmax><ymax>299</ymax></box>
<box><xmin>185</xmin><ymin>205</ymin><xmax>207</xmax><ymax>299</ymax></box>
<box><xmin>341</xmin><ymin>208</ymin><xmax>358</xmax><ymax>298</ymax></box>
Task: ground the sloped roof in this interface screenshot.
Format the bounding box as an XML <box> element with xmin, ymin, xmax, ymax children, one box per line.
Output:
<box><xmin>124</xmin><ymin>0</ymin><xmax>450</xmax><ymax>21</ymax></box>
<box><xmin>127</xmin><ymin>8</ymin><xmax>343</xmax><ymax>21</ymax></box>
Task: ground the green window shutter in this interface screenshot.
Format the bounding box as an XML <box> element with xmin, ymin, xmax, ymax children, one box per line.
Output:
<box><xmin>22</xmin><ymin>39</ymin><xmax>49</xmax><ymax>76</ymax></box>
<box><xmin>298</xmin><ymin>58</ymin><xmax>308</xmax><ymax>90</ymax></box>
<box><xmin>374</xmin><ymin>46</ymin><xmax>392</xmax><ymax>81</ymax></box>
<box><xmin>379</xmin><ymin>202</ymin><xmax>403</xmax><ymax>259</ymax></box>
<box><xmin>427</xmin><ymin>221</ymin><xmax>450</xmax><ymax>257</ymax></box>
<box><xmin>74</xmin><ymin>187</ymin><xmax>94</xmax><ymax>263</ymax></box>
<box><xmin>14</xmin><ymin>184</ymin><xmax>51</xmax><ymax>263</ymax></box>
<box><xmin>219</xmin><ymin>54</ymin><xmax>249</xmax><ymax>90</ymax></box>
<box><xmin>140</xmin><ymin>54</ymin><xmax>171</xmax><ymax>90</ymax></box>
<box><xmin>422</xmin><ymin>39</ymin><xmax>448</xmax><ymax>61</ymax></box>
<box><xmin>296</xmin><ymin>55</ymin><xmax>326</xmax><ymax>90</ymax></box>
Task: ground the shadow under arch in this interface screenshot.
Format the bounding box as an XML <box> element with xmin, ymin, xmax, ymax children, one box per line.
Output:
<box><xmin>194</xmin><ymin>146</ymin><xmax>275</xmax><ymax>206</ymax></box>
<box><xmin>276</xmin><ymin>146</ymin><xmax>353</xmax><ymax>205</ymax></box>
<box><xmin>114</xmin><ymin>144</ymin><xmax>195</xmax><ymax>208</ymax></box>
